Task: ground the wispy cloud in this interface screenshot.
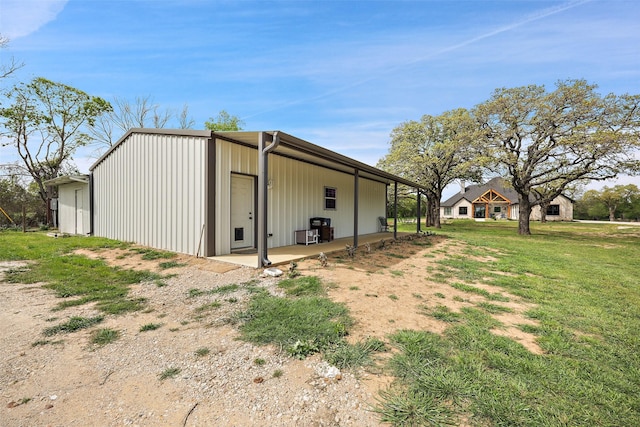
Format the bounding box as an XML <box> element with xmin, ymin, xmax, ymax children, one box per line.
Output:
<box><xmin>1</xmin><ymin>0</ymin><xmax>68</xmax><ymax>39</ymax></box>
<box><xmin>241</xmin><ymin>0</ymin><xmax>593</xmax><ymax>120</ymax></box>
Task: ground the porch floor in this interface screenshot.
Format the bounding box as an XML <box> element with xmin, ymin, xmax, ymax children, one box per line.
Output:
<box><xmin>211</xmin><ymin>231</ymin><xmax>409</xmax><ymax>268</ymax></box>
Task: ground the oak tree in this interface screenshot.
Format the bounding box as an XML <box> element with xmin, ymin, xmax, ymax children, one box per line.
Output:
<box><xmin>474</xmin><ymin>79</ymin><xmax>640</xmax><ymax>235</ymax></box>
<box><xmin>379</xmin><ymin>108</ymin><xmax>481</xmax><ymax>228</ymax></box>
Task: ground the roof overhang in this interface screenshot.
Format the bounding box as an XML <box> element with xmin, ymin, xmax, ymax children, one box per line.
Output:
<box><xmin>44</xmin><ymin>174</ymin><xmax>90</xmax><ymax>186</ymax></box>
<box><xmin>214</xmin><ymin>130</ymin><xmax>425</xmax><ymax>189</ymax></box>
<box><xmin>90</xmin><ymin>128</ymin><xmax>425</xmax><ymax>190</ymax></box>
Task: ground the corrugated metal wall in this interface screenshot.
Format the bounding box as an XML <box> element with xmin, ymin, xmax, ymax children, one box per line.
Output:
<box><xmin>93</xmin><ymin>133</ymin><xmax>207</xmax><ymax>255</ymax></box>
<box><xmin>215</xmin><ymin>140</ymin><xmax>387</xmax><ymax>254</ymax></box>
<box><xmin>58</xmin><ymin>182</ymin><xmax>90</xmax><ymax>235</ymax></box>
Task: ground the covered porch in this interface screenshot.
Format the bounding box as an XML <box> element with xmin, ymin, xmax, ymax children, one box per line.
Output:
<box><xmin>471</xmin><ymin>189</ymin><xmax>512</xmax><ymax>220</ymax></box>
<box><xmin>211</xmin><ymin>231</ymin><xmax>411</xmax><ymax>268</ymax></box>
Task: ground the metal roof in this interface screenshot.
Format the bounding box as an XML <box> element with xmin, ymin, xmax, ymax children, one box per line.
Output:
<box><xmin>441</xmin><ymin>177</ymin><xmax>519</xmax><ymax>206</ymax></box>
<box><xmin>90</xmin><ymin>128</ymin><xmax>425</xmax><ymax>189</ymax></box>
<box><xmin>44</xmin><ymin>174</ymin><xmax>90</xmax><ymax>186</ymax></box>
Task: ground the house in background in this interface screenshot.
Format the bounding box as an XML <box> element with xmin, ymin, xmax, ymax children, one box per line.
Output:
<box><xmin>48</xmin><ymin>129</ymin><xmax>424</xmax><ymax>267</ymax></box>
<box><xmin>440</xmin><ymin>177</ymin><xmax>574</xmax><ymax>221</ymax></box>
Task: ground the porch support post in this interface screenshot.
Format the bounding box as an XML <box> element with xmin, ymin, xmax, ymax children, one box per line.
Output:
<box><xmin>258</xmin><ymin>131</ymin><xmax>280</xmax><ymax>267</ymax></box>
<box><xmin>393</xmin><ymin>181</ymin><xmax>398</xmax><ymax>240</ymax></box>
<box><xmin>353</xmin><ymin>168</ymin><xmax>359</xmax><ymax>248</ymax></box>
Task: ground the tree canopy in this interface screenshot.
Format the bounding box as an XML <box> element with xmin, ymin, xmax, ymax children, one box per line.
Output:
<box><xmin>575</xmin><ymin>184</ymin><xmax>640</xmax><ymax>221</ymax></box>
<box><xmin>378</xmin><ymin>108</ymin><xmax>480</xmax><ymax>228</ymax></box>
<box><xmin>204</xmin><ymin>110</ymin><xmax>245</xmax><ymax>132</ymax></box>
<box><xmin>0</xmin><ymin>77</ymin><xmax>112</xmax><ymax>210</ymax></box>
<box><xmin>474</xmin><ymin>79</ymin><xmax>640</xmax><ymax>234</ymax></box>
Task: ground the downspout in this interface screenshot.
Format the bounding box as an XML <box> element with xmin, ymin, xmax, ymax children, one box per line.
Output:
<box><xmin>258</xmin><ymin>131</ymin><xmax>280</xmax><ymax>267</ymax></box>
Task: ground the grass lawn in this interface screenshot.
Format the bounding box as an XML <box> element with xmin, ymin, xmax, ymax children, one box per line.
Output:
<box><xmin>0</xmin><ymin>230</ymin><xmax>163</xmax><ymax>314</ymax></box>
<box><xmin>377</xmin><ymin>220</ymin><xmax>640</xmax><ymax>426</ymax></box>
<box><xmin>2</xmin><ymin>222</ymin><xmax>639</xmax><ymax>426</ymax></box>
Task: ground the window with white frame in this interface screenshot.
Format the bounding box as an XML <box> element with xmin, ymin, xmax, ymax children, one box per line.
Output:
<box><xmin>324</xmin><ymin>187</ymin><xmax>337</xmax><ymax>210</ymax></box>
<box><xmin>444</xmin><ymin>207</ymin><xmax>452</xmax><ymax>216</ymax></box>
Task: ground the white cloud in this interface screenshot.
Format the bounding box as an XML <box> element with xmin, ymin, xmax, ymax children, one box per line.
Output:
<box><xmin>0</xmin><ymin>0</ymin><xmax>68</xmax><ymax>39</ymax></box>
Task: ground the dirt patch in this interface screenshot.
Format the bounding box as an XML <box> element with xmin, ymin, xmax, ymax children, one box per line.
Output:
<box><xmin>73</xmin><ymin>247</ymin><xmax>239</xmax><ymax>274</ymax></box>
<box><xmin>297</xmin><ymin>235</ymin><xmax>542</xmax><ymax>354</ymax></box>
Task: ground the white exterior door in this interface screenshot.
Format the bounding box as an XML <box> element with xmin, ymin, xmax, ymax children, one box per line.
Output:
<box><xmin>75</xmin><ymin>189</ymin><xmax>84</xmax><ymax>235</ymax></box>
<box><xmin>230</xmin><ymin>174</ymin><xmax>255</xmax><ymax>250</ymax></box>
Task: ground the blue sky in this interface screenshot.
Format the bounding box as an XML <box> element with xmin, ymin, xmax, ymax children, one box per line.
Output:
<box><xmin>1</xmin><ymin>0</ymin><xmax>639</xmax><ymax>196</ymax></box>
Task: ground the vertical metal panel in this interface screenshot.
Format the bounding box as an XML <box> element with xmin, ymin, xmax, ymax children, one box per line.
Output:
<box><xmin>265</xmin><ymin>155</ymin><xmax>386</xmax><ymax>249</ymax></box>
<box><xmin>214</xmin><ymin>140</ymin><xmax>259</xmax><ymax>255</ymax></box>
<box><xmin>93</xmin><ymin>132</ymin><xmax>207</xmax><ymax>256</ymax></box>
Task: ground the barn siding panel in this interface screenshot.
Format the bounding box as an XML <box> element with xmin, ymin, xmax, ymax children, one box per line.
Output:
<box><xmin>93</xmin><ymin>133</ymin><xmax>207</xmax><ymax>256</ymax></box>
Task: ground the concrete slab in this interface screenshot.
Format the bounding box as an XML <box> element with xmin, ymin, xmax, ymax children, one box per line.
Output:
<box><xmin>210</xmin><ymin>232</ymin><xmax>409</xmax><ymax>268</ymax></box>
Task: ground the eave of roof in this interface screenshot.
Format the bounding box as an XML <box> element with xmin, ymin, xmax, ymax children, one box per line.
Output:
<box><xmin>44</xmin><ymin>174</ymin><xmax>90</xmax><ymax>186</ymax></box>
<box><xmin>90</xmin><ymin>128</ymin><xmax>425</xmax><ymax>190</ymax></box>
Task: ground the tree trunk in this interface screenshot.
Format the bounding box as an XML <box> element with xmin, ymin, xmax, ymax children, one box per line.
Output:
<box><xmin>433</xmin><ymin>197</ymin><xmax>442</xmax><ymax>228</ymax></box>
<box><xmin>609</xmin><ymin>207</ymin><xmax>616</xmax><ymax>222</ymax></box>
<box><xmin>425</xmin><ymin>198</ymin><xmax>434</xmax><ymax>227</ymax></box>
<box><xmin>539</xmin><ymin>202</ymin><xmax>548</xmax><ymax>223</ymax></box>
<box><xmin>518</xmin><ymin>195</ymin><xmax>532</xmax><ymax>235</ymax></box>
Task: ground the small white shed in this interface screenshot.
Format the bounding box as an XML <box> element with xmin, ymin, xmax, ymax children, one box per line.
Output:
<box><xmin>45</xmin><ymin>175</ymin><xmax>91</xmax><ymax>235</ymax></box>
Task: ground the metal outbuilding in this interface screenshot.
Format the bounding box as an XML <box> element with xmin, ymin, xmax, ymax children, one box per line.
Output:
<box><xmin>53</xmin><ymin>129</ymin><xmax>424</xmax><ymax>267</ymax></box>
<box><xmin>44</xmin><ymin>174</ymin><xmax>91</xmax><ymax>235</ymax></box>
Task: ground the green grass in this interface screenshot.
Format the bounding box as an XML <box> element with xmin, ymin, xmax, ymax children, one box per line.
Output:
<box><xmin>449</xmin><ymin>282</ymin><xmax>510</xmax><ymax>302</ymax></box>
<box><xmin>325</xmin><ymin>337</ymin><xmax>387</xmax><ymax>370</ymax></box>
<box><xmin>130</xmin><ymin>247</ymin><xmax>176</xmax><ymax>260</ymax></box>
<box><xmin>158</xmin><ymin>260</ymin><xmax>187</xmax><ymax>269</ymax></box>
<box><xmin>139</xmin><ymin>323</ymin><xmax>162</xmax><ymax>332</ymax></box>
<box><xmin>158</xmin><ymin>367</ymin><xmax>181</xmax><ymax>380</ymax></box>
<box><xmin>0</xmin><ymin>232</ymin><xmax>162</xmax><ymax>315</ymax></box>
<box><xmin>43</xmin><ymin>316</ymin><xmax>104</xmax><ymax>336</ymax></box>
<box><xmin>91</xmin><ymin>328</ymin><xmax>120</xmax><ymax>345</ymax></box>
<box><xmin>277</xmin><ymin>276</ymin><xmax>324</xmax><ymax>296</ymax></box>
<box><xmin>194</xmin><ymin>301</ymin><xmax>222</xmax><ymax>312</ymax></box>
<box><xmin>380</xmin><ymin>220</ymin><xmax>640</xmax><ymax>426</ymax></box>
<box><xmin>236</xmin><ymin>282</ymin><xmax>352</xmax><ymax>359</ymax></box>
<box><xmin>188</xmin><ymin>284</ymin><xmax>240</xmax><ymax>298</ymax></box>
<box><xmin>422</xmin><ymin>305</ymin><xmax>461</xmax><ymax>323</ymax></box>
<box><xmin>195</xmin><ymin>347</ymin><xmax>210</xmax><ymax>357</ymax></box>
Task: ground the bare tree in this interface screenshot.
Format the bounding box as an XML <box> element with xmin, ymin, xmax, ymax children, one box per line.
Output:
<box><xmin>178</xmin><ymin>104</ymin><xmax>195</xmax><ymax>129</ymax></box>
<box><xmin>0</xmin><ymin>34</ymin><xmax>24</xmax><ymax>80</ymax></box>
<box><xmin>88</xmin><ymin>96</ymin><xmax>194</xmax><ymax>151</ymax></box>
